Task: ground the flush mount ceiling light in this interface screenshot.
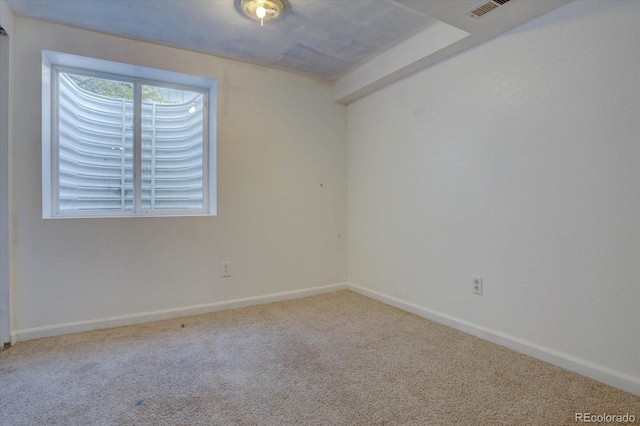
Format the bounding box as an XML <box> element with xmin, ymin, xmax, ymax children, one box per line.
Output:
<box><xmin>239</xmin><ymin>0</ymin><xmax>285</xmax><ymax>27</ymax></box>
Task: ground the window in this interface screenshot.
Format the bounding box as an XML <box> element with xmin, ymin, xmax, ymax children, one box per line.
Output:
<box><xmin>42</xmin><ymin>51</ymin><xmax>217</xmax><ymax>218</ymax></box>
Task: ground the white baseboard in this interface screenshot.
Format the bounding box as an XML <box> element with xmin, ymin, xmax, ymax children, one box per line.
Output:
<box><xmin>11</xmin><ymin>281</ymin><xmax>639</xmax><ymax>397</ymax></box>
<box><xmin>346</xmin><ymin>282</ymin><xmax>640</xmax><ymax>397</ymax></box>
<box><xmin>13</xmin><ymin>282</ymin><xmax>348</xmax><ymax>343</ymax></box>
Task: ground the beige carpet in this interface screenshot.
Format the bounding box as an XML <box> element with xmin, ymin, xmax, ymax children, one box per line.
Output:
<box><xmin>1</xmin><ymin>290</ymin><xmax>638</xmax><ymax>425</ymax></box>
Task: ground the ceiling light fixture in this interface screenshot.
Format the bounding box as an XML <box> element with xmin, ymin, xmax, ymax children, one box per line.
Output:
<box><xmin>239</xmin><ymin>0</ymin><xmax>285</xmax><ymax>27</ymax></box>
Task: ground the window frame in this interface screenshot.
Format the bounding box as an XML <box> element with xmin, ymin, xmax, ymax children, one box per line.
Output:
<box><xmin>42</xmin><ymin>51</ymin><xmax>217</xmax><ymax>218</ymax></box>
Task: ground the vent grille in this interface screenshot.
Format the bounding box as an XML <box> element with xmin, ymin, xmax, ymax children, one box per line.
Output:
<box><xmin>465</xmin><ymin>0</ymin><xmax>511</xmax><ymax>18</ymax></box>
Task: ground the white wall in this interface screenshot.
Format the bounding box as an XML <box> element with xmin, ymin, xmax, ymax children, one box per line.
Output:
<box><xmin>0</xmin><ymin>0</ymin><xmax>13</xmax><ymax>38</ymax></box>
<box><xmin>0</xmin><ymin>0</ymin><xmax>15</xmax><ymax>346</ymax></box>
<box><xmin>348</xmin><ymin>0</ymin><xmax>639</xmax><ymax>393</ymax></box>
<box><xmin>11</xmin><ymin>18</ymin><xmax>347</xmax><ymax>335</ymax></box>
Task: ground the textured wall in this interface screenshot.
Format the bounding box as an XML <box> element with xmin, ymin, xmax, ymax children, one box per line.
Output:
<box><xmin>348</xmin><ymin>0</ymin><xmax>639</xmax><ymax>384</ymax></box>
<box><xmin>12</xmin><ymin>18</ymin><xmax>347</xmax><ymax>331</ymax></box>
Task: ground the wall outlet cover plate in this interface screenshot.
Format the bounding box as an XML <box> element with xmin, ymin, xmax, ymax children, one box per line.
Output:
<box><xmin>473</xmin><ymin>276</ymin><xmax>483</xmax><ymax>295</ymax></box>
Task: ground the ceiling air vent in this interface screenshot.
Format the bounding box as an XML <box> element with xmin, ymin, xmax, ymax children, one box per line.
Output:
<box><xmin>465</xmin><ymin>0</ymin><xmax>511</xmax><ymax>18</ymax></box>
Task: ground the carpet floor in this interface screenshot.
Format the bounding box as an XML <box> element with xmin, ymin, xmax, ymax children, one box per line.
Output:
<box><xmin>1</xmin><ymin>290</ymin><xmax>638</xmax><ymax>425</ymax></box>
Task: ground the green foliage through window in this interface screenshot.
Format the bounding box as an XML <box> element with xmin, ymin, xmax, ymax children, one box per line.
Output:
<box><xmin>69</xmin><ymin>75</ymin><xmax>165</xmax><ymax>103</ymax></box>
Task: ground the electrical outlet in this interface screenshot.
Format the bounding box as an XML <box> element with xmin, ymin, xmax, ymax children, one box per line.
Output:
<box><xmin>221</xmin><ymin>261</ymin><xmax>231</xmax><ymax>278</ymax></box>
<box><xmin>473</xmin><ymin>276</ymin><xmax>483</xmax><ymax>295</ymax></box>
